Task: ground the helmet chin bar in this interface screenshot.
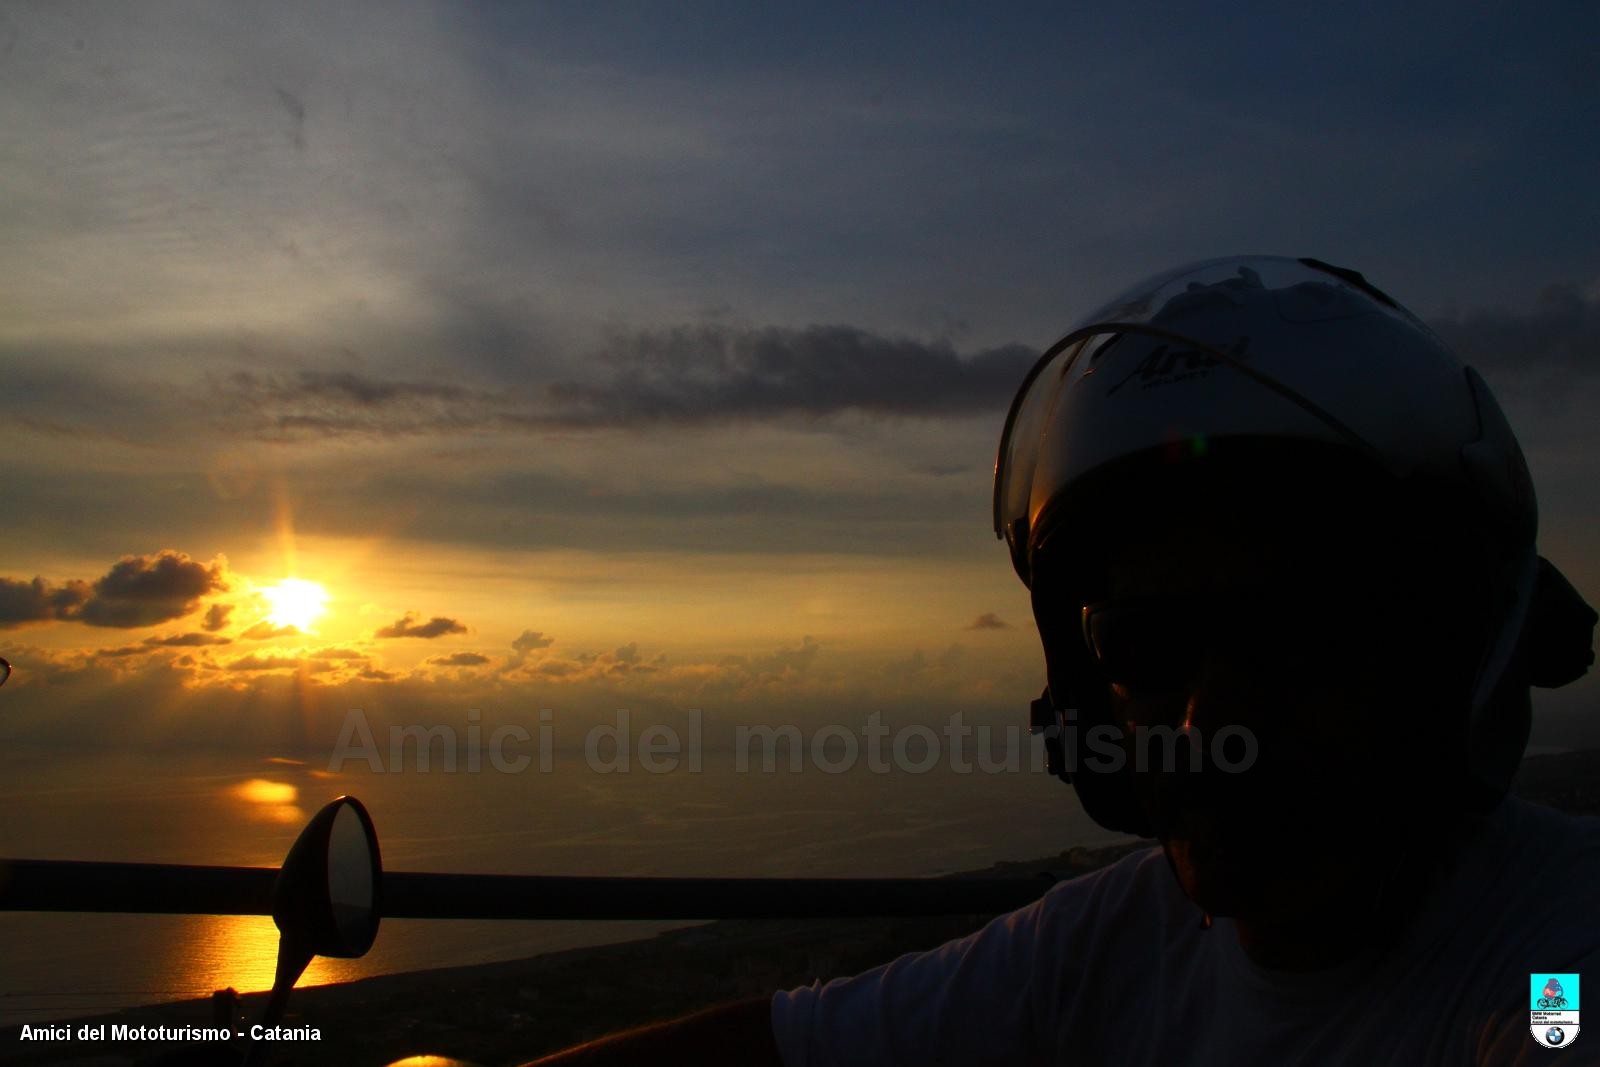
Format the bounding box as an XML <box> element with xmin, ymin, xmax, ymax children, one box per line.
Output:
<box><xmin>1031</xmin><ymin>692</ymin><xmax>1153</xmax><ymax>837</ymax></box>
<box><xmin>1029</xmin><ymin>689</ymin><xmax>1061</xmax><ymax>773</ymax></box>
<box><xmin>1026</xmin><ymin>550</ymin><xmax>1597</xmax><ymax>835</ymax></box>
<box><xmin>1029</xmin><ymin>613</ymin><xmax>1156</xmax><ymax>837</ymax></box>
<box><xmin>1460</xmin><ymin>548</ymin><xmax>1539</xmax><ymax>804</ymax></box>
<box><xmin>1525</xmin><ymin>558</ymin><xmax>1599</xmax><ymax>688</ymax></box>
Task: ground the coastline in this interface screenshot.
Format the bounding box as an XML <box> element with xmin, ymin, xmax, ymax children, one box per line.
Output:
<box><xmin>2</xmin><ymin>749</ymin><xmax>1596</xmax><ymax>1066</ymax></box>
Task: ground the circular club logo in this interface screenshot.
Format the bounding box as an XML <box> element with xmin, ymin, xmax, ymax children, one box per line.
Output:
<box><xmin>1531</xmin><ymin>973</ymin><xmax>1581</xmax><ymax>1050</ymax></box>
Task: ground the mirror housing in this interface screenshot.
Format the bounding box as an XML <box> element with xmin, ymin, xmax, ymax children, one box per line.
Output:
<box><xmin>274</xmin><ymin>795</ymin><xmax>382</xmax><ymax>958</ymax></box>
<box><xmin>259</xmin><ymin>796</ymin><xmax>382</xmax><ymax>1034</ymax></box>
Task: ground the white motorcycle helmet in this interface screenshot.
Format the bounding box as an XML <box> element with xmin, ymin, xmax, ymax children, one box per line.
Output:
<box><xmin>994</xmin><ymin>256</ymin><xmax>1595</xmax><ymax>835</ymax></box>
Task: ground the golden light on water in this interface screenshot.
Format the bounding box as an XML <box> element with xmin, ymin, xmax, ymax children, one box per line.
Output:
<box><xmin>233</xmin><ymin>779</ymin><xmax>297</xmax><ymax>805</ymax></box>
<box><xmin>262</xmin><ymin>578</ymin><xmax>329</xmax><ymax>631</ymax></box>
<box><xmin>230</xmin><ymin>779</ymin><xmax>304</xmax><ymax>824</ymax></box>
<box><xmin>180</xmin><ymin>915</ymin><xmax>361</xmax><ymax>994</ymax></box>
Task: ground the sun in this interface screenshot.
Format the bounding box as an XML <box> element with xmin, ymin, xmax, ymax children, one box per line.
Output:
<box><xmin>263</xmin><ymin>578</ymin><xmax>329</xmax><ymax>631</ymax></box>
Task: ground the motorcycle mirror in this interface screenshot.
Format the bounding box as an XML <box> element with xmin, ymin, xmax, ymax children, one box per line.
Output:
<box><xmin>258</xmin><ymin>796</ymin><xmax>382</xmax><ymax>1031</ymax></box>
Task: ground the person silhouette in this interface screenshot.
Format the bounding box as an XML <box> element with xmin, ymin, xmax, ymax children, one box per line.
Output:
<box><xmin>521</xmin><ymin>258</ymin><xmax>1599</xmax><ymax>1066</ymax></box>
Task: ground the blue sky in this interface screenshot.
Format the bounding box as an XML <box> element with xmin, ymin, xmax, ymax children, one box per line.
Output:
<box><xmin>1</xmin><ymin>1</ymin><xmax>1596</xmax><ymax>749</ymax></box>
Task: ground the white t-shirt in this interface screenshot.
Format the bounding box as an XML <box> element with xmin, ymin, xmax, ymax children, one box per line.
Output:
<box><xmin>771</xmin><ymin>797</ymin><xmax>1600</xmax><ymax>1065</ymax></box>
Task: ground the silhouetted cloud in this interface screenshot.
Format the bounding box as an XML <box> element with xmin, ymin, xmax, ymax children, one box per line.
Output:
<box><xmin>512</xmin><ymin>629</ymin><xmax>555</xmax><ymax>652</ymax></box>
<box><xmin>376</xmin><ymin>612</ymin><xmax>467</xmax><ymax>639</ymax></box>
<box><xmin>241</xmin><ymin>621</ymin><xmax>300</xmax><ymax>640</ymax></box>
<box><xmin>0</xmin><ymin>577</ymin><xmax>91</xmax><ymax>629</ymax></box>
<box><xmin>1</xmin><ymin>552</ymin><xmax>227</xmax><ymax>630</ymax></box>
<box><xmin>202</xmin><ymin>604</ymin><xmax>234</xmax><ymax>632</ymax></box>
<box><xmin>431</xmin><ymin>651</ymin><xmax>490</xmax><ymax>666</ymax></box>
<box><xmin>144</xmin><ymin>632</ymin><xmax>231</xmax><ymax>647</ymax></box>
<box><xmin>309</xmin><ymin>647</ymin><xmax>367</xmax><ymax>660</ymax></box>
<box><xmin>77</xmin><ymin>552</ymin><xmax>229</xmax><ymax>629</ymax></box>
<box><xmin>358</xmin><ymin>666</ymin><xmax>397</xmax><ymax>682</ymax></box>
<box><xmin>966</xmin><ymin>612</ymin><xmax>1011</xmax><ymax>630</ymax></box>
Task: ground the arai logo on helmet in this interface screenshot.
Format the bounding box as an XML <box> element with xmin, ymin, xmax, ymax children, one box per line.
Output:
<box><xmin>1103</xmin><ymin>336</ymin><xmax>1252</xmax><ymax>397</ymax></box>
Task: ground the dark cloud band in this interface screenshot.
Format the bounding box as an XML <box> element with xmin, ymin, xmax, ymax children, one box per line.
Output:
<box><xmin>212</xmin><ymin>326</ymin><xmax>1035</xmax><ymax>439</ymax></box>
<box><xmin>545</xmin><ymin>325</ymin><xmax>1036</xmax><ymax>427</ymax></box>
<box><xmin>0</xmin><ymin>552</ymin><xmax>227</xmax><ymax>630</ymax></box>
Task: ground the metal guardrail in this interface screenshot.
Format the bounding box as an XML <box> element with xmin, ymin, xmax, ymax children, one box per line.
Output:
<box><xmin>0</xmin><ymin>858</ymin><xmax>1055</xmax><ymax>920</ymax></box>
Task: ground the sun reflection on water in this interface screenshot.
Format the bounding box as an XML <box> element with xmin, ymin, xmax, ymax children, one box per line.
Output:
<box><xmin>178</xmin><ymin>915</ymin><xmax>365</xmax><ymax>994</ymax></box>
<box><xmin>228</xmin><ymin>779</ymin><xmax>304</xmax><ymax>824</ymax></box>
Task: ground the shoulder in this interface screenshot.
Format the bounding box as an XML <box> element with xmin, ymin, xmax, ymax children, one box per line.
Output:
<box><xmin>1429</xmin><ymin>796</ymin><xmax>1600</xmax><ymax>938</ymax></box>
<box><xmin>1489</xmin><ymin>797</ymin><xmax>1600</xmax><ymax>884</ymax></box>
<box><xmin>1423</xmin><ymin>798</ymin><xmax>1600</xmax><ymax>1059</ymax></box>
<box><xmin>1510</xmin><ymin>795</ymin><xmax>1600</xmax><ymax>842</ymax></box>
<box><xmin>895</xmin><ymin>844</ymin><xmax>1175</xmax><ymax>977</ymax></box>
<box><xmin>766</xmin><ymin>850</ymin><xmax>1175</xmax><ymax>1067</ymax></box>
<box><xmin>1018</xmin><ymin>844</ymin><xmax>1198</xmax><ymax>1003</ymax></box>
<box><xmin>1031</xmin><ymin>844</ymin><xmax>1189</xmax><ymax>937</ymax></box>
<box><xmin>1500</xmin><ymin>793</ymin><xmax>1599</xmax><ymax>834</ymax></box>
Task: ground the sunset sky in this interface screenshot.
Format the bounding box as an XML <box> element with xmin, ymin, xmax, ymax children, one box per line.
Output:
<box><xmin>2</xmin><ymin>2</ymin><xmax>1597</xmax><ymax>753</ymax></box>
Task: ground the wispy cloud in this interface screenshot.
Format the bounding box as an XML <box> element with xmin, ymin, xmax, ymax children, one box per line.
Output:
<box><xmin>215</xmin><ymin>370</ymin><xmax>487</xmax><ymax>439</ymax></box>
<box><xmin>512</xmin><ymin>630</ymin><xmax>555</xmax><ymax>653</ymax></box>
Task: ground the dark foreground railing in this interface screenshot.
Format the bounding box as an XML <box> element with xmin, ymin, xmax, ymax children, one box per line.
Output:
<box><xmin>0</xmin><ymin>858</ymin><xmax>1054</xmax><ymax>920</ymax></box>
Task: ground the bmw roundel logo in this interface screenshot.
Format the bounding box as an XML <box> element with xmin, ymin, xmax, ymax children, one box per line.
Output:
<box><xmin>1547</xmin><ymin>1026</ymin><xmax>1567</xmax><ymax>1046</ymax></box>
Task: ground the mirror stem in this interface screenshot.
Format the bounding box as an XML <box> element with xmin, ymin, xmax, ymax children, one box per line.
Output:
<box><xmin>242</xmin><ymin>938</ymin><xmax>312</xmax><ymax>1067</ymax></box>
<box><xmin>261</xmin><ymin>936</ymin><xmax>313</xmax><ymax>1029</ymax></box>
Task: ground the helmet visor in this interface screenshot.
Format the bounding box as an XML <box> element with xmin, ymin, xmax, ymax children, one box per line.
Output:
<box><xmin>992</xmin><ymin>256</ymin><xmax>1462</xmax><ymax>583</ymax></box>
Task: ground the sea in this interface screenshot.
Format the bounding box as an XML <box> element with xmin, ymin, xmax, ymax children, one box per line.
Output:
<box><xmin>0</xmin><ymin>743</ymin><xmax>1117</xmax><ymax>1027</ymax></box>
